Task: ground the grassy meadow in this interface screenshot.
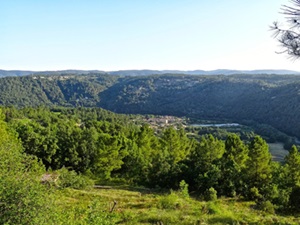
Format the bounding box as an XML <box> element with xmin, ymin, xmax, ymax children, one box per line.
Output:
<box><xmin>268</xmin><ymin>143</ymin><xmax>289</xmax><ymax>162</ymax></box>
<box><xmin>56</xmin><ymin>186</ymin><xmax>300</xmax><ymax>225</ymax></box>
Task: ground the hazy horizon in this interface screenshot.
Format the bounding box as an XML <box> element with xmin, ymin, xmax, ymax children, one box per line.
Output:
<box><xmin>2</xmin><ymin>68</ymin><xmax>300</xmax><ymax>73</ymax></box>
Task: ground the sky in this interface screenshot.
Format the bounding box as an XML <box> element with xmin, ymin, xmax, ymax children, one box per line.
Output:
<box><xmin>1</xmin><ymin>0</ymin><xmax>299</xmax><ymax>71</ymax></box>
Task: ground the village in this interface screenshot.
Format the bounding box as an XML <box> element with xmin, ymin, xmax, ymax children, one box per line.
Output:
<box><xmin>139</xmin><ymin>115</ymin><xmax>187</xmax><ymax>130</ymax></box>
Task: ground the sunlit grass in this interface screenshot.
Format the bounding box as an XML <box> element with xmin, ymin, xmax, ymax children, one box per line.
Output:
<box><xmin>56</xmin><ymin>187</ymin><xmax>300</xmax><ymax>225</ymax></box>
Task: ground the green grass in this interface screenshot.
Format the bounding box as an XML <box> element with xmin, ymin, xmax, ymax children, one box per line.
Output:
<box><xmin>57</xmin><ymin>187</ymin><xmax>300</xmax><ymax>225</ymax></box>
<box><xmin>269</xmin><ymin>142</ymin><xmax>289</xmax><ymax>162</ymax></box>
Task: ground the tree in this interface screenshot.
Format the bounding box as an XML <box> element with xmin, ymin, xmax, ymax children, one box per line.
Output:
<box><xmin>246</xmin><ymin>136</ymin><xmax>272</xmax><ymax>199</ymax></box>
<box><xmin>92</xmin><ymin>132</ymin><xmax>129</xmax><ymax>179</ymax></box>
<box><xmin>271</xmin><ymin>145</ymin><xmax>300</xmax><ymax>210</ymax></box>
<box><xmin>55</xmin><ymin>122</ymin><xmax>83</xmax><ymax>170</ymax></box>
<box><xmin>160</xmin><ymin>127</ymin><xmax>191</xmax><ymax>165</ymax></box>
<box><xmin>284</xmin><ymin>145</ymin><xmax>300</xmax><ymax>187</ymax></box>
<box><xmin>120</xmin><ymin>125</ymin><xmax>158</xmax><ymax>184</ymax></box>
<box><xmin>187</xmin><ymin>134</ymin><xmax>225</xmax><ymax>193</ymax></box>
<box><xmin>271</xmin><ymin>0</ymin><xmax>300</xmax><ymax>59</ymax></box>
<box><xmin>13</xmin><ymin>120</ymin><xmax>59</xmax><ymax>170</ymax></box>
<box><xmin>147</xmin><ymin>127</ymin><xmax>192</xmax><ymax>188</ymax></box>
<box><xmin>219</xmin><ymin>134</ymin><xmax>248</xmax><ymax>196</ymax></box>
<box><xmin>76</xmin><ymin>127</ymin><xmax>99</xmax><ymax>173</ymax></box>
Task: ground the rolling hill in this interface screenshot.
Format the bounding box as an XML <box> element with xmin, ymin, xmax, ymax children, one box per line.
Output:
<box><xmin>0</xmin><ymin>73</ymin><xmax>300</xmax><ymax>138</ymax></box>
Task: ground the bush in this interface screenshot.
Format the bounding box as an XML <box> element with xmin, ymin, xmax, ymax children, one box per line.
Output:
<box><xmin>57</xmin><ymin>167</ymin><xmax>94</xmax><ymax>190</ymax></box>
<box><xmin>256</xmin><ymin>200</ymin><xmax>275</xmax><ymax>214</ymax></box>
<box><xmin>0</xmin><ymin>129</ymin><xmax>60</xmax><ymax>224</ymax></box>
<box><xmin>249</xmin><ymin>186</ymin><xmax>262</xmax><ymax>200</ymax></box>
<box><xmin>178</xmin><ymin>180</ymin><xmax>189</xmax><ymax>199</ymax></box>
<box><xmin>158</xmin><ymin>191</ymin><xmax>183</xmax><ymax>210</ymax></box>
<box><xmin>204</xmin><ymin>187</ymin><xmax>217</xmax><ymax>201</ymax></box>
<box><xmin>272</xmin><ymin>188</ymin><xmax>291</xmax><ymax>210</ymax></box>
<box><xmin>205</xmin><ymin>201</ymin><xmax>221</xmax><ymax>215</ymax></box>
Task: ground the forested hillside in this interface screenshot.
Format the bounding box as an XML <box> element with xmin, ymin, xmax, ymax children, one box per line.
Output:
<box><xmin>2</xmin><ymin>106</ymin><xmax>300</xmax><ymax>224</ymax></box>
<box><xmin>0</xmin><ymin>74</ymin><xmax>118</xmax><ymax>107</ymax></box>
<box><xmin>0</xmin><ymin>73</ymin><xmax>300</xmax><ymax>138</ymax></box>
<box><xmin>99</xmin><ymin>74</ymin><xmax>300</xmax><ymax>138</ymax></box>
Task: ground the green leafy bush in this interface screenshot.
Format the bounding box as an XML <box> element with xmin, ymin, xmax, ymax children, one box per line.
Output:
<box><xmin>204</xmin><ymin>187</ymin><xmax>217</xmax><ymax>201</ymax></box>
<box><xmin>178</xmin><ymin>180</ymin><xmax>189</xmax><ymax>199</ymax></box>
<box><xmin>0</xmin><ymin>114</ymin><xmax>59</xmax><ymax>224</ymax></box>
<box><xmin>249</xmin><ymin>186</ymin><xmax>262</xmax><ymax>200</ymax></box>
<box><xmin>57</xmin><ymin>167</ymin><xmax>94</xmax><ymax>190</ymax></box>
<box><xmin>158</xmin><ymin>191</ymin><xmax>183</xmax><ymax>210</ymax></box>
<box><xmin>205</xmin><ymin>202</ymin><xmax>222</xmax><ymax>215</ymax></box>
<box><xmin>256</xmin><ymin>200</ymin><xmax>275</xmax><ymax>214</ymax></box>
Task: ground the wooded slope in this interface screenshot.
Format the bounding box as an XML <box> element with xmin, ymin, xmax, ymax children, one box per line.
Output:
<box><xmin>0</xmin><ymin>73</ymin><xmax>299</xmax><ymax>137</ymax></box>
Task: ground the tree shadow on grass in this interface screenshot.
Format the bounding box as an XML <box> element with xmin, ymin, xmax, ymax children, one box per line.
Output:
<box><xmin>94</xmin><ymin>184</ymin><xmax>166</xmax><ymax>195</ymax></box>
<box><xmin>208</xmin><ymin>216</ymin><xmax>241</xmax><ymax>225</ymax></box>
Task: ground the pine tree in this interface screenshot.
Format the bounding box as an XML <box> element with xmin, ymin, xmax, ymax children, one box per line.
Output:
<box><xmin>246</xmin><ymin>136</ymin><xmax>272</xmax><ymax>198</ymax></box>
<box><xmin>284</xmin><ymin>145</ymin><xmax>300</xmax><ymax>187</ymax></box>
<box><xmin>219</xmin><ymin>134</ymin><xmax>248</xmax><ymax>196</ymax></box>
<box><xmin>189</xmin><ymin>134</ymin><xmax>225</xmax><ymax>193</ymax></box>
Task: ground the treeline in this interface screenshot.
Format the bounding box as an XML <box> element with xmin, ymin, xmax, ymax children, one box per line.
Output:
<box><xmin>187</xmin><ymin>120</ymin><xmax>295</xmax><ymax>150</ymax></box>
<box><xmin>2</xmin><ymin>106</ymin><xmax>300</xmax><ymax>214</ymax></box>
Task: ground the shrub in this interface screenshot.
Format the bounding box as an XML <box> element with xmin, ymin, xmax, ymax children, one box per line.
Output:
<box><xmin>204</xmin><ymin>187</ymin><xmax>217</xmax><ymax>201</ymax></box>
<box><xmin>0</xmin><ymin>132</ymin><xmax>60</xmax><ymax>224</ymax></box>
<box><xmin>249</xmin><ymin>186</ymin><xmax>262</xmax><ymax>200</ymax></box>
<box><xmin>272</xmin><ymin>188</ymin><xmax>291</xmax><ymax>210</ymax></box>
<box><xmin>256</xmin><ymin>200</ymin><xmax>275</xmax><ymax>214</ymax></box>
<box><xmin>158</xmin><ymin>191</ymin><xmax>182</xmax><ymax>210</ymax></box>
<box><xmin>179</xmin><ymin>180</ymin><xmax>189</xmax><ymax>199</ymax></box>
<box><xmin>57</xmin><ymin>167</ymin><xmax>94</xmax><ymax>190</ymax></box>
<box><xmin>205</xmin><ymin>201</ymin><xmax>221</xmax><ymax>214</ymax></box>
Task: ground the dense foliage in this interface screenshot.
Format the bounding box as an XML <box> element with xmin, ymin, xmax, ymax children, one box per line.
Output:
<box><xmin>0</xmin><ymin>107</ymin><xmax>127</xmax><ymax>224</ymax></box>
<box><xmin>0</xmin><ymin>109</ymin><xmax>58</xmax><ymax>224</ymax></box>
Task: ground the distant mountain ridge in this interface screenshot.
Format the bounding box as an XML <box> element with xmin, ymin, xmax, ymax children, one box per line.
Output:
<box><xmin>1</xmin><ymin>69</ymin><xmax>299</xmax><ymax>77</ymax></box>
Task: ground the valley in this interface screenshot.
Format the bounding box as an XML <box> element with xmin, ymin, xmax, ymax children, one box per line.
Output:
<box><xmin>1</xmin><ymin>72</ymin><xmax>300</xmax><ymax>224</ymax></box>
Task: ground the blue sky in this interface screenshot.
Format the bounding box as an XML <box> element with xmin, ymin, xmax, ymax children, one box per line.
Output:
<box><xmin>1</xmin><ymin>0</ymin><xmax>298</xmax><ymax>71</ymax></box>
